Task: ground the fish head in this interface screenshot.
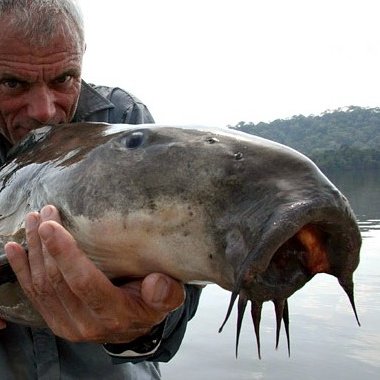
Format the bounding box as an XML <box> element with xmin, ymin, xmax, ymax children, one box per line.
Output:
<box><xmin>53</xmin><ymin>124</ymin><xmax>361</xmax><ymax>334</ymax></box>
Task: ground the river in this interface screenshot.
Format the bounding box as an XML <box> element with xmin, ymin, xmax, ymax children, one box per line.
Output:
<box><xmin>161</xmin><ymin>170</ymin><xmax>380</xmax><ymax>380</ymax></box>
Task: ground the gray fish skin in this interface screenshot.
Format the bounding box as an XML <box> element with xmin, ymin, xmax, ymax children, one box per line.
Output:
<box><xmin>0</xmin><ymin>123</ymin><xmax>361</xmax><ymax>352</ymax></box>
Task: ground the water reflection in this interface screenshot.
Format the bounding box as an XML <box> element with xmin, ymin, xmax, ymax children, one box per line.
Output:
<box><xmin>162</xmin><ymin>170</ymin><xmax>380</xmax><ymax>380</ymax></box>
<box><xmin>359</xmin><ymin>220</ymin><xmax>380</xmax><ymax>233</ymax></box>
<box><xmin>326</xmin><ymin>169</ymin><xmax>380</xmax><ymax>221</ymax></box>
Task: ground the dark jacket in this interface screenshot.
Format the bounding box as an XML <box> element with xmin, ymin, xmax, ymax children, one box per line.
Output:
<box><xmin>0</xmin><ymin>81</ymin><xmax>201</xmax><ymax>379</ymax></box>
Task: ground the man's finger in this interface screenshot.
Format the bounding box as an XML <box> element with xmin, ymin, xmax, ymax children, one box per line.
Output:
<box><xmin>39</xmin><ymin>205</ymin><xmax>70</xmax><ymax>292</ymax></box>
<box><xmin>141</xmin><ymin>273</ymin><xmax>185</xmax><ymax>312</ymax></box>
<box><xmin>38</xmin><ymin>220</ymin><xmax>118</xmax><ymax>310</ymax></box>
<box><xmin>4</xmin><ymin>242</ymin><xmax>32</xmax><ymax>290</ymax></box>
<box><xmin>40</xmin><ymin>205</ymin><xmax>62</xmax><ymax>224</ymax></box>
<box><xmin>25</xmin><ymin>212</ymin><xmax>47</xmax><ymax>284</ymax></box>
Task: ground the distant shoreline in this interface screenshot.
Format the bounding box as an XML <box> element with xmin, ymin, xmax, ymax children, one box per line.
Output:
<box><xmin>230</xmin><ymin>106</ymin><xmax>380</xmax><ymax>171</ymax></box>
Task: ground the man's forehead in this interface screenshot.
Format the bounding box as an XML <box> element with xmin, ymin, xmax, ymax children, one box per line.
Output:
<box><xmin>0</xmin><ymin>29</ymin><xmax>83</xmax><ymax>60</ymax></box>
<box><xmin>0</xmin><ymin>29</ymin><xmax>83</xmax><ymax>81</ymax></box>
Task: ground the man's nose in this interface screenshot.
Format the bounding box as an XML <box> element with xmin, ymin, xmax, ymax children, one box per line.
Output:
<box><xmin>27</xmin><ymin>85</ymin><xmax>57</xmax><ymax>123</ymax></box>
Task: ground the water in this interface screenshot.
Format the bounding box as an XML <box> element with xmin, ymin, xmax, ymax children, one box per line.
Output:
<box><xmin>161</xmin><ymin>170</ymin><xmax>380</xmax><ymax>380</ymax></box>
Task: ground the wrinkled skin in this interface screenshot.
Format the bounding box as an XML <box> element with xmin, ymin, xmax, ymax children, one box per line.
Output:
<box><xmin>0</xmin><ymin>123</ymin><xmax>361</xmax><ymax>356</ymax></box>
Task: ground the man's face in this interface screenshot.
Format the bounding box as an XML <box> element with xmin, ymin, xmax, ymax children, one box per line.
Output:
<box><xmin>0</xmin><ymin>24</ymin><xmax>83</xmax><ymax>145</ymax></box>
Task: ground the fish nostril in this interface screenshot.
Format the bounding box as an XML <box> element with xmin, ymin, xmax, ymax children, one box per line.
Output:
<box><xmin>234</xmin><ymin>152</ymin><xmax>244</xmax><ymax>160</ymax></box>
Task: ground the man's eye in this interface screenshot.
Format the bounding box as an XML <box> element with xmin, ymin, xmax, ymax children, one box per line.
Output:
<box><xmin>54</xmin><ymin>75</ymin><xmax>73</xmax><ymax>84</ymax></box>
<box><xmin>1</xmin><ymin>79</ymin><xmax>23</xmax><ymax>89</ymax></box>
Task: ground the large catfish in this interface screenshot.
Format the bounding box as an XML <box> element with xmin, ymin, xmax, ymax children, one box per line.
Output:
<box><xmin>0</xmin><ymin>123</ymin><xmax>361</xmax><ymax>357</ymax></box>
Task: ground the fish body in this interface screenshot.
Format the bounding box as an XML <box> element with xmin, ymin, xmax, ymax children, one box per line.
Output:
<box><xmin>0</xmin><ymin>123</ymin><xmax>361</xmax><ymax>355</ymax></box>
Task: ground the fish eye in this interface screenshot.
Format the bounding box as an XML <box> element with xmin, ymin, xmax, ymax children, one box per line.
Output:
<box><xmin>122</xmin><ymin>131</ymin><xmax>145</xmax><ymax>149</ymax></box>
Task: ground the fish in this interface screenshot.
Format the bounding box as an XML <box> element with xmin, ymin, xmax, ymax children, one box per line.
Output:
<box><xmin>0</xmin><ymin>122</ymin><xmax>361</xmax><ymax>357</ymax></box>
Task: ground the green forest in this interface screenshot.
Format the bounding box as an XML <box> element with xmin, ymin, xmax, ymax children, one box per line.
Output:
<box><xmin>229</xmin><ymin>106</ymin><xmax>380</xmax><ymax>172</ymax></box>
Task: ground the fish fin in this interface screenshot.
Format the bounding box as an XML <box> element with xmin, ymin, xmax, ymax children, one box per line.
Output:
<box><xmin>251</xmin><ymin>300</ymin><xmax>263</xmax><ymax>359</ymax></box>
<box><xmin>339</xmin><ymin>277</ymin><xmax>361</xmax><ymax>326</ymax></box>
<box><xmin>219</xmin><ymin>291</ymin><xmax>239</xmax><ymax>333</ymax></box>
<box><xmin>236</xmin><ymin>293</ymin><xmax>248</xmax><ymax>358</ymax></box>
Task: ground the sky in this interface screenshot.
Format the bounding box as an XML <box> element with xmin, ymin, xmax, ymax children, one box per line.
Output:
<box><xmin>79</xmin><ymin>0</ymin><xmax>380</xmax><ymax>127</ymax></box>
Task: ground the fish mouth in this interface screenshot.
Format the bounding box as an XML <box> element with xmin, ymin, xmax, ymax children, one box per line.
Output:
<box><xmin>220</xmin><ymin>203</ymin><xmax>362</xmax><ymax>358</ymax></box>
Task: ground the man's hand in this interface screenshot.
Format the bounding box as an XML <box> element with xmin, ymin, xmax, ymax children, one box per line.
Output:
<box><xmin>4</xmin><ymin>205</ymin><xmax>185</xmax><ymax>343</ymax></box>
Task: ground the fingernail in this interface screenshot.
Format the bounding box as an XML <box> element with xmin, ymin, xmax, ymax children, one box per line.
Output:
<box><xmin>25</xmin><ymin>213</ymin><xmax>39</xmax><ymax>230</ymax></box>
<box><xmin>4</xmin><ymin>243</ymin><xmax>16</xmax><ymax>258</ymax></box>
<box><xmin>40</xmin><ymin>205</ymin><xmax>53</xmax><ymax>219</ymax></box>
<box><xmin>151</xmin><ymin>277</ymin><xmax>169</xmax><ymax>303</ymax></box>
<box><xmin>38</xmin><ymin>223</ymin><xmax>54</xmax><ymax>241</ymax></box>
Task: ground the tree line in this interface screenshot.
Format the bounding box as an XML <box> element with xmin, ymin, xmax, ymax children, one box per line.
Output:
<box><xmin>229</xmin><ymin>106</ymin><xmax>380</xmax><ymax>171</ymax></box>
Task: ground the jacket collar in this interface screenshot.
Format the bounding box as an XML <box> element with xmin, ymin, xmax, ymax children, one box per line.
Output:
<box><xmin>73</xmin><ymin>80</ymin><xmax>114</xmax><ymax>121</ymax></box>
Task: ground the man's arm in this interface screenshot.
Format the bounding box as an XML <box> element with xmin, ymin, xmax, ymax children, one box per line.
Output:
<box><xmin>103</xmin><ymin>283</ymin><xmax>201</xmax><ymax>363</ymax></box>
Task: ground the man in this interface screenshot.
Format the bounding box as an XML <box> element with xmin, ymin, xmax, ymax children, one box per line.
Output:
<box><xmin>0</xmin><ymin>0</ymin><xmax>200</xmax><ymax>378</ymax></box>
